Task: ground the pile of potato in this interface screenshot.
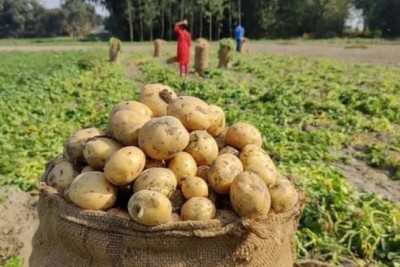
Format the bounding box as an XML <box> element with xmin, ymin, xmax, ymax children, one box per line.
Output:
<box><xmin>46</xmin><ymin>84</ymin><xmax>298</xmax><ymax>226</ymax></box>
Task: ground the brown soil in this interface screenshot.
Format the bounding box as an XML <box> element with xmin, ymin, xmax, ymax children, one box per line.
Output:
<box><xmin>0</xmin><ymin>186</ymin><xmax>39</xmax><ymax>266</ymax></box>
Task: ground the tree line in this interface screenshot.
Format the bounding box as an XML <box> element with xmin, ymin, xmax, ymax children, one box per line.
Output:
<box><xmin>0</xmin><ymin>0</ymin><xmax>101</xmax><ymax>38</ymax></box>
<box><xmin>0</xmin><ymin>0</ymin><xmax>399</xmax><ymax>40</ymax></box>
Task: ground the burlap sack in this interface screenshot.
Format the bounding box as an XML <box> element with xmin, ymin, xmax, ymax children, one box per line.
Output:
<box><xmin>218</xmin><ymin>45</ymin><xmax>232</xmax><ymax>69</ymax></box>
<box><xmin>194</xmin><ymin>38</ymin><xmax>209</xmax><ymax>74</ymax></box>
<box><xmin>241</xmin><ymin>38</ymin><xmax>249</xmax><ymax>53</ymax></box>
<box><xmin>30</xmin><ymin>162</ymin><xmax>304</xmax><ymax>267</ymax></box>
<box><xmin>109</xmin><ymin>44</ymin><xmax>120</xmax><ymax>63</ymax></box>
<box><xmin>154</xmin><ymin>39</ymin><xmax>166</xmax><ymax>57</ymax></box>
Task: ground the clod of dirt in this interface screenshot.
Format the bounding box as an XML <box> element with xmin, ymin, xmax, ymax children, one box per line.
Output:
<box><xmin>0</xmin><ymin>186</ymin><xmax>39</xmax><ymax>266</ymax></box>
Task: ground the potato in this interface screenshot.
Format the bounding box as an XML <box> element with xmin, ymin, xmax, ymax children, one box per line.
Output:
<box><xmin>181</xmin><ymin>197</ymin><xmax>216</xmax><ymax>221</ymax></box>
<box><xmin>214</xmin><ymin>136</ymin><xmax>226</xmax><ymax>150</ymax></box>
<box><xmin>104</xmin><ymin>146</ymin><xmax>146</xmax><ymax>186</ymax></box>
<box><xmin>269</xmin><ymin>179</ymin><xmax>298</xmax><ymax>213</ymax></box>
<box><xmin>208</xmin><ymin>154</ymin><xmax>243</xmax><ymax>194</ymax></box>
<box><xmin>196</xmin><ymin>166</ymin><xmax>210</xmax><ymax>183</ymax></box>
<box><xmin>63</xmin><ymin>127</ymin><xmax>104</xmax><ymax>162</ymax></box>
<box><xmin>81</xmin><ymin>165</ymin><xmax>96</xmax><ymax>173</ymax></box>
<box><xmin>83</xmin><ymin>137</ymin><xmax>123</xmax><ymax>170</ymax></box>
<box><xmin>133</xmin><ymin>168</ymin><xmax>177</xmax><ymax>198</ymax></box>
<box><xmin>230</xmin><ymin>171</ymin><xmax>271</xmax><ymax>219</ymax></box>
<box><xmin>138</xmin><ymin>116</ymin><xmax>190</xmax><ymax>160</ymax></box>
<box><xmin>207</xmin><ymin>105</ymin><xmax>226</xmax><ymax>137</ymax></box>
<box><xmin>144</xmin><ymin>158</ymin><xmax>166</xmax><ymax>169</ymax></box>
<box><xmin>168</xmin><ymin>152</ymin><xmax>197</xmax><ymax>186</ymax></box>
<box><xmin>109</xmin><ymin>100</ymin><xmax>153</xmax><ymax>121</ymax></box>
<box><xmin>219</xmin><ymin>146</ymin><xmax>240</xmax><ymax>157</ymax></box>
<box><xmin>184</xmin><ymin>130</ymin><xmax>218</xmax><ymax>166</ymax></box>
<box><xmin>169</xmin><ymin>189</ymin><xmax>186</xmax><ymax>213</ymax></box>
<box><xmin>225</xmin><ymin>122</ymin><xmax>262</xmax><ymax>150</ymax></box>
<box><xmin>68</xmin><ymin>171</ymin><xmax>117</xmax><ymax>211</ymax></box>
<box><xmin>167</xmin><ymin>96</ymin><xmax>211</xmax><ymax>131</ymax></box>
<box><xmin>139</xmin><ymin>84</ymin><xmax>177</xmax><ymax>117</ymax></box>
<box><xmin>239</xmin><ymin>144</ymin><xmax>277</xmax><ymax>170</ymax></box>
<box><xmin>218</xmin><ymin>128</ymin><xmax>228</xmax><ymax>139</ymax></box>
<box><xmin>108</xmin><ymin>110</ymin><xmax>151</xmax><ymax>146</ymax></box>
<box><xmin>128</xmin><ymin>190</ymin><xmax>172</xmax><ymax>226</ymax></box>
<box><xmin>246</xmin><ymin>163</ymin><xmax>278</xmax><ymax>188</ymax></box>
<box><xmin>182</xmin><ymin>176</ymin><xmax>208</xmax><ymax>199</ymax></box>
<box><xmin>47</xmin><ymin>161</ymin><xmax>78</xmax><ymax>190</ymax></box>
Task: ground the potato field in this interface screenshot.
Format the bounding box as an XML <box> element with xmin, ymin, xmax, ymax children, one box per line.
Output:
<box><xmin>0</xmin><ymin>45</ymin><xmax>399</xmax><ymax>266</ymax></box>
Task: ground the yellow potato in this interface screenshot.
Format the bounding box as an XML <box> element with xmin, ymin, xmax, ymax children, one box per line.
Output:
<box><xmin>104</xmin><ymin>146</ymin><xmax>146</xmax><ymax>186</ymax></box>
<box><xmin>108</xmin><ymin>110</ymin><xmax>151</xmax><ymax>146</ymax></box>
<box><xmin>207</xmin><ymin>105</ymin><xmax>226</xmax><ymax>137</ymax></box>
<box><xmin>63</xmin><ymin>127</ymin><xmax>104</xmax><ymax>162</ymax></box>
<box><xmin>47</xmin><ymin>161</ymin><xmax>78</xmax><ymax>190</ymax></box>
<box><xmin>81</xmin><ymin>165</ymin><xmax>96</xmax><ymax>173</ymax></box>
<box><xmin>138</xmin><ymin>116</ymin><xmax>190</xmax><ymax>160</ymax></box>
<box><xmin>68</xmin><ymin>171</ymin><xmax>117</xmax><ymax>211</ymax></box>
<box><xmin>181</xmin><ymin>197</ymin><xmax>216</xmax><ymax>221</ymax></box>
<box><xmin>230</xmin><ymin>171</ymin><xmax>271</xmax><ymax>219</ymax></box>
<box><xmin>269</xmin><ymin>179</ymin><xmax>298</xmax><ymax>213</ymax></box>
<box><xmin>133</xmin><ymin>168</ymin><xmax>177</xmax><ymax>198</ymax></box>
<box><xmin>181</xmin><ymin>176</ymin><xmax>209</xmax><ymax>199</ymax></box>
<box><xmin>225</xmin><ymin>122</ymin><xmax>262</xmax><ymax>150</ymax></box>
<box><xmin>239</xmin><ymin>144</ymin><xmax>277</xmax><ymax>170</ymax></box>
<box><xmin>246</xmin><ymin>163</ymin><xmax>278</xmax><ymax>188</ymax></box>
<box><xmin>168</xmin><ymin>152</ymin><xmax>197</xmax><ymax>186</ymax></box>
<box><xmin>208</xmin><ymin>154</ymin><xmax>243</xmax><ymax>194</ymax></box>
<box><xmin>167</xmin><ymin>96</ymin><xmax>211</xmax><ymax>131</ymax></box>
<box><xmin>139</xmin><ymin>84</ymin><xmax>177</xmax><ymax>117</ymax></box>
<box><xmin>128</xmin><ymin>190</ymin><xmax>172</xmax><ymax>226</ymax></box>
<box><xmin>83</xmin><ymin>137</ymin><xmax>123</xmax><ymax>170</ymax></box>
<box><xmin>109</xmin><ymin>100</ymin><xmax>153</xmax><ymax>121</ymax></box>
<box><xmin>219</xmin><ymin>146</ymin><xmax>240</xmax><ymax>157</ymax></box>
<box><xmin>144</xmin><ymin>158</ymin><xmax>166</xmax><ymax>169</ymax></box>
<box><xmin>184</xmin><ymin>130</ymin><xmax>218</xmax><ymax>166</ymax></box>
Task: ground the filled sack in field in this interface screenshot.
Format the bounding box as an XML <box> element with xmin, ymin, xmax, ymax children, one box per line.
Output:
<box><xmin>218</xmin><ymin>38</ymin><xmax>235</xmax><ymax>69</ymax></box>
<box><xmin>154</xmin><ymin>39</ymin><xmax>167</xmax><ymax>57</ymax></box>
<box><xmin>30</xmin><ymin>161</ymin><xmax>304</xmax><ymax>267</ymax></box>
<box><xmin>194</xmin><ymin>38</ymin><xmax>209</xmax><ymax>74</ymax></box>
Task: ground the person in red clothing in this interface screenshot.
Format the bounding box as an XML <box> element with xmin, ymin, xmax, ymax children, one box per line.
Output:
<box><xmin>174</xmin><ymin>19</ymin><xmax>192</xmax><ymax>77</ymax></box>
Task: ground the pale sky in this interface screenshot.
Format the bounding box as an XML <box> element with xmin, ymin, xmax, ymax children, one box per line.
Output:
<box><xmin>41</xmin><ymin>0</ymin><xmax>109</xmax><ymax>16</ymax></box>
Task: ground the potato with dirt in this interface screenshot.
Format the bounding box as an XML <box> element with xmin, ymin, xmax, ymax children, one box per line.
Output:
<box><xmin>181</xmin><ymin>176</ymin><xmax>209</xmax><ymax>199</ymax></box>
<box><xmin>46</xmin><ymin>161</ymin><xmax>78</xmax><ymax>190</ymax></box>
<box><xmin>63</xmin><ymin>127</ymin><xmax>104</xmax><ymax>162</ymax></box>
<box><xmin>68</xmin><ymin>171</ymin><xmax>117</xmax><ymax>211</ymax></box>
<box><xmin>133</xmin><ymin>168</ymin><xmax>177</xmax><ymax>198</ymax></box>
<box><xmin>269</xmin><ymin>179</ymin><xmax>298</xmax><ymax>213</ymax></box>
<box><xmin>219</xmin><ymin>146</ymin><xmax>240</xmax><ymax>157</ymax></box>
<box><xmin>168</xmin><ymin>152</ymin><xmax>197</xmax><ymax>186</ymax></box>
<box><xmin>207</xmin><ymin>105</ymin><xmax>226</xmax><ymax>137</ymax></box>
<box><xmin>138</xmin><ymin>116</ymin><xmax>190</xmax><ymax>160</ymax></box>
<box><xmin>104</xmin><ymin>146</ymin><xmax>146</xmax><ymax>186</ymax></box>
<box><xmin>225</xmin><ymin>122</ymin><xmax>262</xmax><ymax>150</ymax></box>
<box><xmin>83</xmin><ymin>137</ymin><xmax>123</xmax><ymax>170</ymax></box>
<box><xmin>139</xmin><ymin>84</ymin><xmax>177</xmax><ymax>117</ymax></box>
<box><xmin>128</xmin><ymin>190</ymin><xmax>172</xmax><ymax>226</ymax></box>
<box><xmin>109</xmin><ymin>100</ymin><xmax>153</xmax><ymax>121</ymax></box>
<box><xmin>196</xmin><ymin>166</ymin><xmax>210</xmax><ymax>183</ymax></box>
<box><xmin>108</xmin><ymin>110</ymin><xmax>151</xmax><ymax>146</ymax></box>
<box><xmin>208</xmin><ymin>154</ymin><xmax>243</xmax><ymax>194</ymax></box>
<box><xmin>167</xmin><ymin>96</ymin><xmax>211</xmax><ymax>131</ymax></box>
<box><xmin>181</xmin><ymin>197</ymin><xmax>216</xmax><ymax>221</ymax></box>
<box><xmin>230</xmin><ymin>171</ymin><xmax>271</xmax><ymax>219</ymax></box>
<box><xmin>184</xmin><ymin>130</ymin><xmax>219</xmax><ymax>166</ymax></box>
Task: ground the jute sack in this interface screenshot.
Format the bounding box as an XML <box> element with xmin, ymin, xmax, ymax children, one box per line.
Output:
<box><xmin>109</xmin><ymin>44</ymin><xmax>120</xmax><ymax>63</ymax></box>
<box><xmin>154</xmin><ymin>39</ymin><xmax>166</xmax><ymax>57</ymax></box>
<box><xmin>218</xmin><ymin>44</ymin><xmax>233</xmax><ymax>69</ymax></box>
<box><xmin>30</xmin><ymin>162</ymin><xmax>304</xmax><ymax>267</ymax></box>
<box><xmin>240</xmin><ymin>38</ymin><xmax>249</xmax><ymax>53</ymax></box>
<box><xmin>194</xmin><ymin>38</ymin><xmax>209</xmax><ymax>74</ymax></box>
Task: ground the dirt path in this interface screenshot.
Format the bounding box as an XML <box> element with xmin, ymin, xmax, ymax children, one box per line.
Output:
<box><xmin>1</xmin><ymin>42</ymin><xmax>400</xmax><ymax>68</ymax></box>
<box><xmin>0</xmin><ymin>186</ymin><xmax>38</xmax><ymax>266</ymax></box>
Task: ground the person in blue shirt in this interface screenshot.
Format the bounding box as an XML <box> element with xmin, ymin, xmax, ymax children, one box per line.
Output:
<box><xmin>234</xmin><ymin>22</ymin><xmax>245</xmax><ymax>52</ymax></box>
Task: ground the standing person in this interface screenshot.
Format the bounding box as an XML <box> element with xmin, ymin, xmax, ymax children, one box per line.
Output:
<box><xmin>234</xmin><ymin>22</ymin><xmax>245</xmax><ymax>52</ymax></box>
<box><xmin>174</xmin><ymin>19</ymin><xmax>192</xmax><ymax>77</ymax></box>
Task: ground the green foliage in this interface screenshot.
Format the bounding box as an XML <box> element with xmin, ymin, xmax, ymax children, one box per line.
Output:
<box><xmin>219</xmin><ymin>38</ymin><xmax>235</xmax><ymax>50</ymax></box>
<box><xmin>109</xmin><ymin>37</ymin><xmax>122</xmax><ymax>50</ymax></box>
<box><xmin>131</xmin><ymin>52</ymin><xmax>400</xmax><ymax>266</ymax></box>
<box><xmin>3</xmin><ymin>256</ymin><xmax>23</xmax><ymax>267</ymax></box>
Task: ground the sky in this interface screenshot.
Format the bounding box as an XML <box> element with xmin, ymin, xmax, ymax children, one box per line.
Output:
<box><xmin>41</xmin><ymin>0</ymin><xmax>109</xmax><ymax>16</ymax></box>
